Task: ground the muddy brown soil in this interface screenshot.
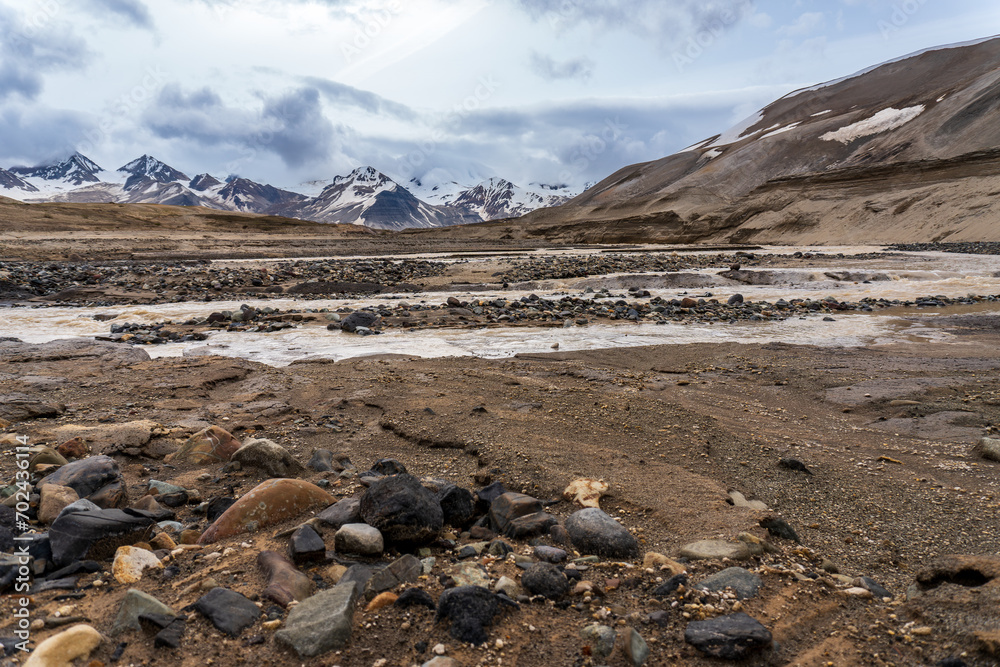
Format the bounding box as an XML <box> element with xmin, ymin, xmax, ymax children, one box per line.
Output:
<box><xmin>2</xmin><ymin>309</ymin><xmax>1000</xmax><ymax>666</ymax></box>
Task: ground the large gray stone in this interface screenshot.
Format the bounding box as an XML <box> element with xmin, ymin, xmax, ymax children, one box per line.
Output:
<box><xmin>564</xmin><ymin>508</ymin><xmax>640</xmax><ymax>560</ymax></box>
<box><xmin>368</xmin><ymin>554</ymin><xmax>422</xmax><ymax>596</ymax></box>
<box><xmin>973</xmin><ymin>437</ymin><xmax>1000</xmax><ymax>462</ymax></box>
<box><xmin>275</xmin><ymin>582</ymin><xmax>360</xmax><ymax>657</ymax></box>
<box><xmin>0</xmin><ymin>338</ymin><xmax>150</xmax><ymax>366</ymax></box>
<box><xmin>334</xmin><ymin>523</ymin><xmax>383</xmax><ymax>556</ymax></box>
<box><xmin>684</xmin><ymin>612</ymin><xmax>772</xmax><ymax>659</ymax></box>
<box><xmin>695</xmin><ymin>567</ymin><xmax>763</xmax><ymax>600</ymax></box>
<box><xmin>231</xmin><ymin>438</ymin><xmax>304</xmax><ymax>478</ymax></box>
<box><xmin>317</xmin><ymin>497</ymin><xmax>362</xmax><ymax>529</ymax></box>
<box><xmin>39</xmin><ymin>455</ymin><xmax>126</xmax><ymax>508</ymax></box>
<box><xmin>110</xmin><ymin>589</ymin><xmax>174</xmax><ymax>636</ymax></box>
<box><xmin>678</xmin><ymin>540</ymin><xmax>752</xmax><ymax>561</ymax></box>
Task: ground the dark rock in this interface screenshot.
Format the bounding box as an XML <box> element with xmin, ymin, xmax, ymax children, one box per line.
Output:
<box><xmin>549</xmin><ymin>524</ymin><xmax>572</xmax><ymax>548</ymax></box>
<box><xmin>49</xmin><ymin>508</ymin><xmax>155</xmax><ymax>567</ymax></box>
<box><xmin>727</xmin><ymin>294</ymin><xmax>744</xmax><ymax>305</ymax></box>
<box><xmin>194</xmin><ymin>587</ymin><xmax>260</xmax><ymax>637</ymax></box>
<box><xmin>623</xmin><ymin>627</ymin><xmax>650</xmax><ymax>667</ymax></box>
<box><xmin>437</xmin><ymin>484</ymin><xmax>476</xmax><ymax>529</ymax></box>
<box><xmin>38</xmin><ymin>455</ymin><xmax>126</xmax><ymax>508</ymax></box>
<box><xmin>206</xmin><ymin>497</ymin><xmax>236</xmax><ymax>524</ymax></box>
<box><xmin>487</xmin><ymin>540</ymin><xmax>514</xmax><ymax>558</ymax></box>
<box><xmin>521</xmin><ymin>563</ymin><xmax>569</xmax><ymax>600</ymax></box>
<box><xmin>369</xmin><ymin>554</ymin><xmax>422</xmax><ymax>595</ymax></box>
<box><xmin>652</xmin><ymin>573</ymin><xmax>688</xmax><ymax>597</ymax></box>
<box><xmin>289</xmin><ymin>524</ymin><xmax>326</xmax><ymax>565</ymax></box>
<box><xmin>489</xmin><ymin>492</ymin><xmax>543</xmax><ymax>535</ymax></box>
<box><xmin>506</xmin><ymin>512</ymin><xmax>558</xmax><ymax>539</ymax></box>
<box><xmin>307</xmin><ymin>449</ymin><xmax>335</xmax><ymax>472</ymax></box>
<box><xmin>359</xmin><ymin>473</ymin><xmax>443</xmax><ymax>547</ymax></box>
<box><xmin>684</xmin><ymin>612</ymin><xmax>772</xmax><ymax>659</ymax></box>
<box><xmin>533</xmin><ymin>546</ymin><xmax>568</xmax><ymax>563</ymax></box>
<box><xmin>275</xmin><ymin>582</ymin><xmax>360</xmax><ymax>657</ymax></box>
<box><xmin>317</xmin><ymin>497</ymin><xmax>362</xmax><ymax>529</ymax></box>
<box><xmin>564</xmin><ymin>508</ymin><xmax>640</xmax><ymax>560</ymax></box>
<box><xmin>648</xmin><ymin>610</ymin><xmax>671</xmax><ymax>627</ymax></box>
<box><xmin>151</xmin><ymin>617</ymin><xmax>186</xmax><ymax>649</ymax></box>
<box><xmin>394</xmin><ymin>588</ymin><xmax>437</xmax><ymax>610</ymax></box>
<box><xmin>580</xmin><ymin>623</ymin><xmax>617</xmax><ymax>660</ymax></box>
<box><xmin>760</xmin><ymin>516</ymin><xmax>799</xmax><ymax>542</ymax></box>
<box><xmin>696</xmin><ymin>567</ymin><xmax>762</xmax><ymax>600</ymax></box>
<box><xmin>778</xmin><ymin>458</ymin><xmax>812</xmax><ymax>474</ymax></box>
<box><xmin>476</xmin><ymin>481</ymin><xmax>508</xmax><ymax>506</ymax></box>
<box><xmin>341</xmin><ymin>311</ymin><xmax>380</xmax><ymax>333</ymax></box>
<box><xmin>859</xmin><ymin>576</ymin><xmax>891</xmax><ymax>599</ymax></box>
<box><xmin>258</xmin><ymin>550</ymin><xmax>313</xmax><ymax>608</ymax></box>
<box><xmin>339</xmin><ymin>564</ymin><xmax>374</xmax><ymax>597</ymax></box>
<box><xmin>436</xmin><ymin>586</ymin><xmax>517</xmax><ymax>645</ymax></box>
<box><xmin>371</xmin><ymin>458</ymin><xmax>407</xmax><ymax>476</ymax></box>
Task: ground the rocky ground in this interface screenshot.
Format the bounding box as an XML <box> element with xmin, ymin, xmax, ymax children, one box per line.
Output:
<box><xmin>2</xmin><ymin>311</ymin><xmax>1000</xmax><ymax>666</ymax></box>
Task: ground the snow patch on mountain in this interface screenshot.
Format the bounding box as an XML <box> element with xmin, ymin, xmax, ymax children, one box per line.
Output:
<box><xmin>820</xmin><ymin>106</ymin><xmax>925</xmax><ymax>144</ymax></box>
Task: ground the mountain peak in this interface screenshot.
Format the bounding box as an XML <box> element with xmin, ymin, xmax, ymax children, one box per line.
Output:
<box><xmin>10</xmin><ymin>152</ymin><xmax>104</xmax><ymax>185</ymax></box>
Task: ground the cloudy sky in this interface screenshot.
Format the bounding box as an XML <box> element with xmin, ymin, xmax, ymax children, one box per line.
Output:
<box><xmin>1</xmin><ymin>0</ymin><xmax>999</xmax><ymax>192</ymax></box>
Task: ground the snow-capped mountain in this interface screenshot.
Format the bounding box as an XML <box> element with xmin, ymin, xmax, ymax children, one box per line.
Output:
<box><xmin>413</xmin><ymin>176</ymin><xmax>573</xmax><ymax>221</ymax></box>
<box><xmin>118</xmin><ymin>155</ymin><xmax>190</xmax><ymax>191</ymax></box>
<box><xmin>0</xmin><ymin>168</ymin><xmax>37</xmax><ymax>193</ymax></box>
<box><xmin>0</xmin><ymin>154</ymin><xmax>567</xmax><ymax>229</ymax></box>
<box><xmin>10</xmin><ymin>153</ymin><xmax>103</xmax><ymax>186</ymax></box>
<box><xmin>278</xmin><ymin>167</ymin><xmax>479</xmax><ymax>230</ymax></box>
<box><xmin>217</xmin><ymin>178</ymin><xmax>307</xmax><ymax>213</ymax></box>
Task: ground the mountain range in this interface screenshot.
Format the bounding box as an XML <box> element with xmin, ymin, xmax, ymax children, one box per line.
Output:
<box><xmin>0</xmin><ymin>155</ymin><xmax>573</xmax><ymax>230</ymax></box>
<box><xmin>511</xmin><ymin>35</ymin><xmax>1000</xmax><ymax>244</ymax></box>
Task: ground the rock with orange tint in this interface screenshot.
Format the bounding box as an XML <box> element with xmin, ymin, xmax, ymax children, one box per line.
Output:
<box><xmin>199</xmin><ymin>479</ymin><xmax>335</xmax><ymax>544</ymax></box>
<box><xmin>57</xmin><ymin>437</ymin><xmax>90</xmax><ymax>459</ymax></box>
<box><xmin>165</xmin><ymin>426</ymin><xmax>241</xmax><ymax>465</ymax></box>
<box><xmin>365</xmin><ymin>592</ymin><xmax>398</xmax><ymax>612</ymax></box>
<box><xmin>112</xmin><ymin>545</ymin><xmax>163</xmax><ymax>584</ymax></box>
<box><xmin>563</xmin><ymin>478</ymin><xmax>609</xmax><ymax>509</ymax></box>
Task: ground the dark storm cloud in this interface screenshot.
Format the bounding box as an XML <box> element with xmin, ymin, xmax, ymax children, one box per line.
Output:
<box><xmin>144</xmin><ymin>84</ymin><xmax>340</xmax><ymax>169</ymax></box>
<box><xmin>0</xmin><ymin>4</ymin><xmax>91</xmax><ymax>102</ymax></box>
<box><xmin>301</xmin><ymin>77</ymin><xmax>417</xmax><ymax>120</ymax></box>
<box><xmin>0</xmin><ymin>107</ymin><xmax>94</xmax><ymax>167</ymax></box>
<box><xmin>528</xmin><ymin>52</ymin><xmax>594</xmax><ymax>82</ymax></box>
<box><xmin>81</xmin><ymin>0</ymin><xmax>154</xmax><ymax>28</ymax></box>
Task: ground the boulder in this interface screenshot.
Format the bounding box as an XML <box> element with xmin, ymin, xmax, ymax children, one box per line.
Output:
<box><xmin>359</xmin><ymin>473</ymin><xmax>443</xmax><ymax>547</ymax></box>
<box><xmin>231</xmin><ymin>438</ymin><xmax>304</xmax><ymax>477</ymax></box>
<box><xmin>0</xmin><ymin>393</ymin><xmax>64</xmax><ymax>423</ymax></box>
<box><xmin>288</xmin><ymin>524</ymin><xmax>326</xmax><ymax>565</ymax></box>
<box><xmin>38</xmin><ymin>455</ymin><xmax>126</xmax><ymax>508</ymax></box>
<box><xmin>38</xmin><ymin>484</ymin><xmax>80</xmax><ymax>524</ymax></box>
<box><xmin>194</xmin><ymin>587</ymin><xmax>260</xmax><ymax>637</ymax></box>
<box><xmin>972</xmin><ymin>437</ymin><xmax>1000</xmax><ymax>462</ymax></box>
<box><xmin>165</xmin><ymin>426</ymin><xmax>241</xmax><ymax>465</ymax></box>
<box><xmin>22</xmin><ymin>624</ymin><xmax>102</xmax><ymax>667</ymax></box>
<box><xmin>199</xmin><ymin>479</ymin><xmax>335</xmax><ymax>544</ymax></box>
<box><xmin>678</xmin><ymin>540</ymin><xmax>752</xmax><ymax>561</ymax></box>
<box><xmin>437</xmin><ymin>484</ymin><xmax>476</xmax><ymax>528</ymax></box>
<box><xmin>275</xmin><ymin>582</ymin><xmax>360</xmax><ymax>657</ymax></box>
<box><xmin>368</xmin><ymin>554</ymin><xmax>423</xmax><ymax>595</ymax></box>
<box><xmin>684</xmin><ymin>612</ymin><xmax>773</xmax><ymax>659</ymax></box>
<box><xmin>564</xmin><ymin>508</ymin><xmax>640</xmax><ymax>560</ymax></box>
<box><xmin>340</xmin><ymin>311</ymin><xmax>380</xmax><ymax>333</ymax></box>
<box><xmin>695</xmin><ymin>567</ymin><xmax>763</xmax><ymax>600</ymax></box>
<box><xmin>334</xmin><ymin>523</ymin><xmax>383</xmax><ymax>556</ymax></box>
<box><xmin>436</xmin><ymin>586</ymin><xmax>517</xmax><ymax>645</ymax></box>
<box><xmin>521</xmin><ymin>562</ymin><xmax>570</xmax><ymax>599</ymax></box>
<box><xmin>49</xmin><ymin>508</ymin><xmax>156</xmax><ymax>567</ymax></box>
<box><xmin>110</xmin><ymin>589</ymin><xmax>174</xmax><ymax>636</ymax></box>
<box><xmin>112</xmin><ymin>546</ymin><xmax>163</xmax><ymax>584</ymax></box>
<box><xmin>317</xmin><ymin>497</ymin><xmax>362</xmax><ymax>529</ymax></box>
<box><xmin>258</xmin><ymin>550</ymin><xmax>314</xmax><ymax>608</ymax></box>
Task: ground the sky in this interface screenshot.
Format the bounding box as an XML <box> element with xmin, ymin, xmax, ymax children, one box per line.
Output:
<box><xmin>1</xmin><ymin>0</ymin><xmax>999</xmax><ymax>193</ymax></box>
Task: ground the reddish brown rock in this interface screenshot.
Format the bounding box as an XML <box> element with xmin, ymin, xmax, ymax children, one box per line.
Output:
<box><xmin>57</xmin><ymin>437</ymin><xmax>90</xmax><ymax>459</ymax></box>
<box><xmin>165</xmin><ymin>426</ymin><xmax>241</xmax><ymax>465</ymax></box>
<box><xmin>258</xmin><ymin>550</ymin><xmax>314</xmax><ymax>608</ymax></box>
<box><xmin>199</xmin><ymin>479</ymin><xmax>336</xmax><ymax>544</ymax></box>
